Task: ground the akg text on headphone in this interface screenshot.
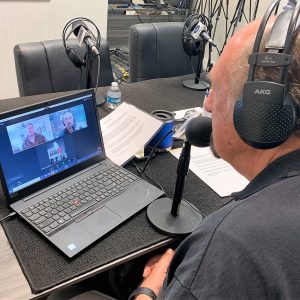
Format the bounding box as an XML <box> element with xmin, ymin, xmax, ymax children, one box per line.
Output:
<box><xmin>233</xmin><ymin>0</ymin><xmax>300</xmax><ymax>149</ymax></box>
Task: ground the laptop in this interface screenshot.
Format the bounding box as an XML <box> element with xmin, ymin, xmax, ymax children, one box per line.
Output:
<box><xmin>0</xmin><ymin>90</ymin><xmax>164</xmax><ymax>257</ymax></box>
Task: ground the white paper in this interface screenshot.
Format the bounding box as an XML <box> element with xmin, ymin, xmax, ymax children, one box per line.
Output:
<box><xmin>170</xmin><ymin>146</ymin><xmax>249</xmax><ymax>197</ymax></box>
<box><xmin>100</xmin><ymin>102</ymin><xmax>163</xmax><ymax>166</ymax></box>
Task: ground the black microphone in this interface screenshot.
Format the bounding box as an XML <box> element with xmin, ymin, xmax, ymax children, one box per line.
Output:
<box><xmin>191</xmin><ymin>21</ymin><xmax>217</xmax><ymax>47</ymax></box>
<box><xmin>185</xmin><ymin>116</ymin><xmax>212</xmax><ymax>147</ymax></box>
<box><xmin>72</xmin><ymin>20</ymin><xmax>99</xmax><ymax>55</ymax></box>
<box><xmin>170</xmin><ymin>117</ymin><xmax>212</xmax><ymax>216</ymax></box>
<box><xmin>147</xmin><ymin>117</ymin><xmax>212</xmax><ymax>236</ymax></box>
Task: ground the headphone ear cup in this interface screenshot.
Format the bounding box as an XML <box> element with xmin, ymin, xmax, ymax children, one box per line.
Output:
<box><xmin>182</xmin><ymin>16</ymin><xmax>204</xmax><ymax>56</ymax></box>
<box><xmin>233</xmin><ymin>94</ymin><xmax>297</xmax><ymax>149</ymax></box>
<box><xmin>66</xmin><ymin>47</ymin><xmax>84</xmax><ymax>68</ymax></box>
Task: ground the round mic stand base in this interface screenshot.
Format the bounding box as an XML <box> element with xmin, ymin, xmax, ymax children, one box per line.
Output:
<box><xmin>147</xmin><ymin>197</ymin><xmax>203</xmax><ymax>237</ymax></box>
<box><xmin>182</xmin><ymin>79</ymin><xmax>210</xmax><ymax>91</ymax></box>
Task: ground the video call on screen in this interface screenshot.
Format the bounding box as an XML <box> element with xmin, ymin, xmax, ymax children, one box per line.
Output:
<box><xmin>0</xmin><ymin>94</ymin><xmax>103</xmax><ymax>195</ymax></box>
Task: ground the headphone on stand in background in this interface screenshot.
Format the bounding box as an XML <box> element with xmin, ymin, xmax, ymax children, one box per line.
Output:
<box><xmin>62</xmin><ymin>17</ymin><xmax>101</xmax><ymax>69</ymax></box>
<box><xmin>233</xmin><ymin>0</ymin><xmax>300</xmax><ymax>149</ymax></box>
<box><xmin>182</xmin><ymin>14</ymin><xmax>208</xmax><ymax>56</ymax></box>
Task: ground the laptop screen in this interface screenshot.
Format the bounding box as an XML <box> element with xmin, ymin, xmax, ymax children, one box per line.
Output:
<box><xmin>0</xmin><ymin>91</ymin><xmax>103</xmax><ymax>196</ymax></box>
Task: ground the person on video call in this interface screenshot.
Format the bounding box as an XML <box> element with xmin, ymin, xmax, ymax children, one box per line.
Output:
<box><xmin>59</xmin><ymin>111</ymin><xmax>81</xmax><ymax>136</ymax></box>
<box><xmin>48</xmin><ymin>5</ymin><xmax>300</xmax><ymax>300</ymax></box>
<box><xmin>22</xmin><ymin>123</ymin><xmax>46</xmax><ymax>150</ymax></box>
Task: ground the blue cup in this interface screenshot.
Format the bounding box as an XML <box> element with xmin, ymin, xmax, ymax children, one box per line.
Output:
<box><xmin>148</xmin><ymin>110</ymin><xmax>175</xmax><ymax>151</ymax></box>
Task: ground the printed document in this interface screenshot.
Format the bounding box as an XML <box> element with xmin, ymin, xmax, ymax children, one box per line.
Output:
<box><xmin>100</xmin><ymin>102</ymin><xmax>163</xmax><ymax>166</ymax></box>
<box><xmin>170</xmin><ymin>146</ymin><xmax>249</xmax><ymax>197</ymax></box>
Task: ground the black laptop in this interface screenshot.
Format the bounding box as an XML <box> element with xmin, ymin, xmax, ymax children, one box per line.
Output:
<box><xmin>0</xmin><ymin>90</ymin><xmax>164</xmax><ymax>257</ymax></box>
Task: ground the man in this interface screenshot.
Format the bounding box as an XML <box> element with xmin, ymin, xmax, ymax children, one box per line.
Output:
<box><xmin>22</xmin><ymin>122</ymin><xmax>46</xmax><ymax>150</ymax></box>
<box><xmin>60</xmin><ymin>111</ymin><xmax>79</xmax><ymax>136</ymax></box>
<box><xmin>132</xmin><ymin>16</ymin><xmax>300</xmax><ymax>300</ymax></box>
<box><xmin>48</xmin><ymin>10</ymin><xmax>300</xmax><ymax>300</ymax></box>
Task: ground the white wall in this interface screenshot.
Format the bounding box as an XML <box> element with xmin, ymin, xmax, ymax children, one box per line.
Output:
<box><xmin>0</xmin><ymin>0</ymin><xmax>108</xmax><ymax>100</ymax></box>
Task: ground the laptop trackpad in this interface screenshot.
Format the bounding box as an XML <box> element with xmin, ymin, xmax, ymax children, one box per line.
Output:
<box><xmin>79</xmin><ymin>207</ymin><xmax>122</xmax><ymax>237</ymax></box>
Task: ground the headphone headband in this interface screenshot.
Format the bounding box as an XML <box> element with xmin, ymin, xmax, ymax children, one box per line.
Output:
<box><xmin>248</xmin><ymin>1</ymin><xmax>300</xmax><ymax>82</ymax></box>
<box><xmin>233</xmin><ymin>0</ymin><xmax>300</xmax><ymax>149</ymax></box>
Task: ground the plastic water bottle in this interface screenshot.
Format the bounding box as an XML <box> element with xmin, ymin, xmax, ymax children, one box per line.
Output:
<box><xmin>106</xmin><ymin>82</ymin><xmax>121</xmax><ymax>110</ymax></box>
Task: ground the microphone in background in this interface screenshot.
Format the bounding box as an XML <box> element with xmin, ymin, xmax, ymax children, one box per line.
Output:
<box><xmin>147</xmin><ymin>116</ymin><xmax>212</xmax><ymax>236</ymax></box>
<box><xmin>72</xmin><ymin>20</ymin><xmax>100</xmax><ymax>55</ymax></box>
<box><xmin>191</xmin><ymin>21</ymin><xmax>217</xmax><ymax>47</ymax></box>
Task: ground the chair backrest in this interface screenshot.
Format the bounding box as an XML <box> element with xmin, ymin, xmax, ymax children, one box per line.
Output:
<box><xmin>129</xmin><ymin>22</ymin><xmax>197</xmax><ymax>82</ymax></box>
<box><xmin>14</xmin><ymin>39</ymin><xmax>114</xmax><ymax>96</ymax></box>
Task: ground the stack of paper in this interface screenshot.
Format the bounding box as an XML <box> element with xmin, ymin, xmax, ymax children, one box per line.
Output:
<box><xmin>100</xmin><ymin>103</ymin><xmax>163</xmax><ymax>166</ymax></box>
<box><xmin>170</xmin><ymin>146</ymin><xmax>249</xmax><ymax>197</ymax></box>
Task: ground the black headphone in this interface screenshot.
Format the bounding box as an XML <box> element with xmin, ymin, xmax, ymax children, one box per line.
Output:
<box><xmin>182</xmin><ymin>14</ymin><xmax>207</xmax><ymax>56</ymax></box>
<box><xmin>233</xmin><ymin>0</ymin><xmax>300</xmax><ymax>149</ymax></box>
<box><xmin>62</xmin><ymin>17</ymin><xmax>101</xmax><ymax>69</ymax></box>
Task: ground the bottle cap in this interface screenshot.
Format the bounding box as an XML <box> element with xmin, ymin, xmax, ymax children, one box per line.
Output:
<box><xmin>111</xmin><ymin>82</ymin><xmax>118</xmax><ymax>87</ymax></box>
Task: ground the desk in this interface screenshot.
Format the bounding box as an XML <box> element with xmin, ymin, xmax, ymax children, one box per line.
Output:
<box><xmin>108</xmin><ymin>4</ymin><xmax>188</xmax><ymax>15</ymax></box>
<box><xmin>0</xmin><ymin>75</ymin><xmax>230</xmax><ymax>300</ymax></box>
<box><xmin>107</xmin><ymin>14</ymin><xmax>186</xmax><ymax>49</ymax></box>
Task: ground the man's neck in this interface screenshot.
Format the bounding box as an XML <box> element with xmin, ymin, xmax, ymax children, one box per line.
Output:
<box><xmin>240</xmin><ymin>135</ymin><xmax>300</xmax><ymax>181</ymax></box>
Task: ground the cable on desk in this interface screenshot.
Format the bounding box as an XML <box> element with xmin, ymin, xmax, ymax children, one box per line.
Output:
<box><xmin>136</xmin><ymin>129</ymin><xmax>174</xmax><ymax>174</ymax></box>
<box><xmin>0</xmin><ymin>212</ymin><xmax>17</xmax><ymax>224</ymax></box>
<box><xmin>131</xmin><ymin>160</ymin><xmax>164</xmax><ymax>191</ymax></box>
<box><xmin>130</xmin><ymin>130</ymin><xmax>208</xmax><ymax>218</ymax></box>
<box><xmin>131</xmin><ymin>160</ymin><xmax>206</xmax><ymax>217</ymax></box>
<box><xmin>129</xmin><ymin>4</ymin><xmax>144</xmax><ymax>24</ymax></box>
<box><xmin>109</xmin><ymin>4</ymin><xmax>116</xmax><ymax>14</ymax></box>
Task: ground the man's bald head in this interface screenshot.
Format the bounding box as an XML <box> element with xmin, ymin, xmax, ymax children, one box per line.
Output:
<box><xmin>204</xmin><ymin>16</ymin><xmax>300</xmax><ymax>179</ymax></box>
<box><xmin>210</xmin><ymin>19</ymin><xmax>277</xmax><ymax>111</ymax></box>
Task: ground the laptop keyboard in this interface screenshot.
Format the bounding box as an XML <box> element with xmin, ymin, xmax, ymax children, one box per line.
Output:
<box><xmin>21</xmin><ymin>165</ymin><xmax>139</xmax><ymax>236</ymax></box>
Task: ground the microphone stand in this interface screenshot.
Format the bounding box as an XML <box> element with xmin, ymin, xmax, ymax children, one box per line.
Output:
<box><xmin>147</xmin><ymin>141</ymin><xmax>203</xmax><ymax>236</ymax></box>
<box><xmin>86</xmin><ymin>51</ymin><xmax>93</xmax><ymax>89</ymax></box>
<box><xmin>171</xmin><ymin>141</ymin><xmax>192</xmax><ymax>215</ymax></box>
<box><xmin>182</xmin><ymin>42</ymin><xmax>210</xmax><ymax>91</ymax></box>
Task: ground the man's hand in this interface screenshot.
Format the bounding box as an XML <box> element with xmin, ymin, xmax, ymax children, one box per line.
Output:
<box><xmin>136</xmin><ymin>248</ymin><xmax>174</xmax><ymax>299</ymax></box>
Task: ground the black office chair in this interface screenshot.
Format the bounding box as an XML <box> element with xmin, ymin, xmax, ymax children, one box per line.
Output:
<box><xmin>129</xmin><ymin>22</ymin><xmax>197</xmax><ymax>82</ymax></box>
<box><xmin>14</xmin><ymin>39</ymin><xmax>114</xmax><ymax>97</ymax></box>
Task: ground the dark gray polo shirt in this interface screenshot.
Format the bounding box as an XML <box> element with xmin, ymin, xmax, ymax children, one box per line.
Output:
<box><xmin>161</xmin><ymin>149</ymin><xmax>300</xmax><ymax>300</ymax></box>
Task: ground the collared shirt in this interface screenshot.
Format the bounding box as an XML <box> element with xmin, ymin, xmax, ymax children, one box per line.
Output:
<box><xmin>162</xmin><ymin>149</ymin><xmax>300</xmax><ymax>300</ymax></box>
